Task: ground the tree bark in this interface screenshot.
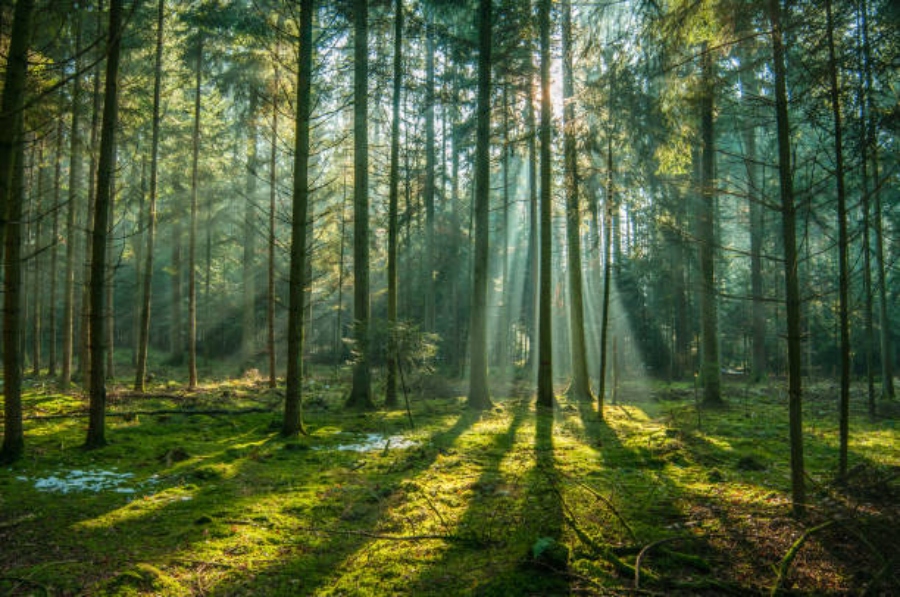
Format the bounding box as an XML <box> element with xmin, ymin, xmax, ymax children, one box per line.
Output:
<box><xmin>769</xmin><ymin>0</ymin><xmax>805</xmax><ymax>516</ymax></box>
<box><xmin>825</xmin><ymin>0</ymin><xmax>851</xmax><ymax>478</ymax></box>
<box><xmin>242</xmin><ymin>90</ymin><xmax>259</xmax><ymax>367</ymax></box>
<box><xmin>698</xmin><ymin>43</ymin><xmax>722</xmax><ymax>407</ymax></box>
<box><xmin>85</xmin><ymin>0</ymin><xmax>123</xmax><ymax>449</ymax></box>
<box><xmin>536</xmin><ymin>0</ymin><xmax>554</xmax><ymax>409</ymax></box>
<box><xmin>347</xmin><ymin>0</ymin><xmax>374</xmax><ymax>410</ymax></box>
<box><xmin>267</xmin><ymin>43</ymin><xmax>280</xmax><ymax>390</ymax></box>
<box><xmin>467</xmin><ymin>0</ymin><xmax>492</xmax><ymax>410</ymax></box>
<box><xmin>283</xmin><ymin>0</ymin><xmax>313</xmax><ymax>435</ymax></box>
<box><xmin>135</xmin><ymin>0</ymin><xmax>164</xmax><ymax>393</ymax></box>
<box><xmin>385</xmin><ymin>0</ymin><xmax>403</xmax><ymax>409</ymax></box>
<box><xmin>562</xmin><ymin>0</ymin><xmax>591</xmax><ymax>402</ymax></box>
<box><xmin>187</xmin><ymin>34</ymin><xmax>202</xmax><ymax>390</ymax></box>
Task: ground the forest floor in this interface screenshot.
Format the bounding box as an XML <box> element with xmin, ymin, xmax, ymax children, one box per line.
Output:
<box><xmin>1</xmin><ymin>371</ymin><xmax>898</xmax><ymax>596</ymax></box>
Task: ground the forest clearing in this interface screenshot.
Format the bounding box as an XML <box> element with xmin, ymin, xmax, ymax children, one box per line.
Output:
<box><xmin>1</xmin><ymin>373</ymin><xmax>898</xmax><ymax>595</ymax></box>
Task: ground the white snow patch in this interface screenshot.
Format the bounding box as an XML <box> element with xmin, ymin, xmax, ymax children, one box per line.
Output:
<box><xmin>317</xmin><ymin>433</ymin><xmax>418</xmax><ymax>453</ymax></box>
<box><xmin>22</xmin><ymin>469</ymin><xmax>157</xmax><ymax>494</ymax></box>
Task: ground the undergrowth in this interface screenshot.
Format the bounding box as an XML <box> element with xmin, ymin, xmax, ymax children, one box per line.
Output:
<box><xmin>0</xmin><ymin>374</ymin><xmax>897</xmax><ymax>595</ymax></box>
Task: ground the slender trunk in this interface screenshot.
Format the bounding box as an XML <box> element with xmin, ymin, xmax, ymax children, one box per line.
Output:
<box><xmin>283</xmin><ymin>0</ymin><xmax>313</xmax><ymax>435</ymax></box>
<box><xmin>769</xmin><ymin>0</ymin><xmax>805</xmax><ymax>516</ymax></box>
<box><xmin>745</xmin><ymin>124</ymin><xmax>766</xmax><ymax>383</ymax></box>
<box><xmin>61</xmin><ymin>14</ymin><xmax>84</xmax><ymax>389</ymax></box>
<box><xmin>524</xmin><ymin>78</ymin><xmax>538</xmax><ymax>381</ymax></box>
<box><xmin>347</xmin><ymin>0</ymin><xmax>374</xmax><ymax>409</ymax></box>
<box><xmin>243</xmin><ymin>91</ymin><xmax>259</xmax><ymax>366</ymax></box>
<box><xmin>698</xmin><ymin>43</ymin><xmax>721</xmax><ymax>407</ymax></box>
<box><xmin>856</xmin><ymin>0</ymin><xmax>875</xmax><ymax>415</ymax></box>
<box><xmin>598</xmin><ymin>137</ymin><xmax>613</xmax><ymax>418</ymax></box>
<box><xmin>31</xmin><ymin>141</ymin><xmax>44</xmax><ymax>376</ymax></box>
<box><xmin>562</xmin><ymin>0</ymin><xmax>591</xmax><ymax>401</ymax></box>
<box><xmin>467</xmin><ymin>0</ymin><xmax>492</xmax><ymax>410</ymax></box>
<box><xmin>825</xmin><ymin>0</ymin><xmax>851</xmax><ymax>478</ymax></box>
<box><xmin>81</xmin><ymin>8</ymin><xmax>104</xmax><ymax>385</ymax></box>
<box><xmin>187</xmin><ymin>35</ymin><xmax>201</xmax><ymax>390</ymax></box>
<box><xmin>423</xmin><ymin>4</ymin><xmax>435</xmax><ymax>332</ymax></box>
<box><xmin>85</xmin><ymin>0</ymin><xmax>123</xmax><ymax>449</ymax></box>
<box><xmin>385</xmin><ymin>0</ymin><xmax>403</xmax><ymax>408</ymax></box>
<box><xmin>267</xmin><ymin>47</ymin><xmax>279</xmax><ymax>389</ymax></box>
<box><xmin>49</xmin><ymin>119</ymin><xmax>63</xmax><ymax>377</ymax></box>
<box><xmin>135</xmin><ymin>0</ymin><xmax>163</xmax><ymax>392</ymax></box>
<box><xmin>536</xmin><ymin>0</ymin><xmax>553</xmax><ymax>409</ymax></box>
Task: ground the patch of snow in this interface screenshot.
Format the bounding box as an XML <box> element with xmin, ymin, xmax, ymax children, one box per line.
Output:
<box><xmin>22</xmin><ymin>468</ymin><xmax>156</xmax><ymax>494</ymax></box>
<box><xmin>317</xmin><ymin>433</ymin><xmax>418</xmax><ymax>453</ymax></box>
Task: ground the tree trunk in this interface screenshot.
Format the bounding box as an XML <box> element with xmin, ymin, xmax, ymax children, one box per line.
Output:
<box><xmin>134</xmin><ymin>0</ymin><xmax>164</xmax><ymax>393</ymax></box>
<box><xmin>698</xmin><ymin>43</ymin><xmax>722</xmax><ymax>407</ymax></box>
<box><xmin>49</xmin><ymin>119</ymin><xmax>63</xmax><ymax>377</ymax></box>
<box><xmin>267</xmin><ymin>44</ymin><xmax>280</xmax><ymax>390</ymax></box>
<box><xmin>283</xmin><ymin>0</ymin><xmax>313</xmax><ymax>435</ymax></box>
<box><xmin>562</xmin><ymin>0</ymin><xmax>591</xmax><ymax>402</ymax></box>
<box><xmin>467</xmin><ymin>0</ymin><xmax>492</xmax><ymax>410</ymax></box>
<box><xmin>31</xmin><ymin>141</ymin><xmax>44</xmax><ymax>376</ymax></box>
<box><xmin>423</xmin><ymin>4</ymin><xmax>436</xmax><ymax>333</ymax></box>
<box><xmin>769</xmin><ymin>0</ymin><xmax>805</xmax><ymax>516</ymax></box>
<box><xmin>598</xmin><ymin>136</ymin><xmax>613</xmax><ymax>419</ymax></box>
<box><xmin>536</xmin><ymin>0</ymin><xmax>554</xmax><ymax>409</ymax></box>
<box><xmin>347</xmin><ymin>0</ymin><xmax>374</xmax><ymax>410</ymax></box>
<box><xmin>825</xmin><ymin>0</ymin><xmax>851</xmax><ymax>479</ymax></box>
<box><xmin>187</xmin><ymin>35</ymin><xmax>201</xmax><ymax>390</ymax></box>
<box><xmin>85</xmin><ymin>0</ymin><xmax>123</xmax><ymax>450</ymax></box>
<box><xmin>0</xmin><ymin>0</ymin><xmax>34</xmax><ymax>462</ymax></box>
<box><xmin>385</xmin><ymin>0</ymin><xmax>403</xmax><ymax>409</ymax></box>
<box><xmin>242</xmin><ymin>90</ymin><xmax>259</xmax><ymax>367</ymax></box>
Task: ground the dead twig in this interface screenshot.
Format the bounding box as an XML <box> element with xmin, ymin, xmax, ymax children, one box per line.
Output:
<box><xmin>770</xmin><ymin>520</ymin><xmax>835</xmax><ymax>596</ymax></box>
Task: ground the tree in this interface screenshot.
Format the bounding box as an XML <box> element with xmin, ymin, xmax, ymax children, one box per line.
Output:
<box><xmin>536</xmin><ymin>0</ymin><xmax>554</xmax><ymax>409</ymax></box>
<box><xmin>0</xmin><ymin>0</ymin><xmax>36</xmax><ymax>463</ymax></box>
<box><xmin>283</xmin><ymin>0</ymin><xmax>314</xmax><ymax>435</ymax></box>
<box><xmin>824</xmin><ymin>0</ymin><xmax>851</xmax><ymax>479</ymax></box>
<box><xmin>187</xmin><ymin>32</ymin><xmax>202</xmax><ymax>391</ymax></box>
<box><xmin>467</xmin><ymin>0</ymin><xmax>492</xmax><ymax>411</ymax></box>
<box><xmin>347</xmin><ymin>0</ymin><xmax>374</xmax><ymax>410</ymax></box>
<box><xmin>85</xmin><ymin>0</ymin><xmax>124</xmax><ymax>449</ymax></box>
<box><xmin>134</xmin><ymin>0</ymin><xmax>165</xmax><ymax>394</ymax></box>
<box><xmin>562</xmin><ymin>0</ymin><xmax>591</xmax><ymax>402</ymax></box>
<box><xmin>697</xmin><ymin>43</ymin><xmax>722</xmax><ymax>408</ymax></box>
<box><xmin>768</xmin><ymin>0</ymin><xmax>805</xmax><ymax>516</ymax></box>
<box><xmin>385</xmin><ymin>0</ymin><xmax>403</xmax><ymax>409</ymax></box>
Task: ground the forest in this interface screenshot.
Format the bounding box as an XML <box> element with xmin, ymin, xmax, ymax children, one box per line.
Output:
<box><xmin>0</xmin><ymin>0</ymin><xmax>898</xmax><ymax>594</ymax></box>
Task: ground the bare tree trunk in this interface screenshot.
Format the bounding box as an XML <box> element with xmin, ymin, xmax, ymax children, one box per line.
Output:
<box><xmin>467</xmin><ymin>0</ymin><xmax>492</xmax><ymax>410</ymax></box>
<box><xmin>134</xmin><ymin>0</ymin><xmax>164</xmax><ymax>393</ymax></box>
<box><xmin>536</xmin><ymin>0</ymin><xmax>554</xmax><ymax>409</ymax></box>
<box><xmin>61</xmin><ymin>13</ymin><xmax>83</xmax><ymax>390</ymax></box>
<box><xmin>85</xmin><ymin>0</ymin><xmax>123</xmax><ymax>449</ymax></box>
<box><xmin>769</xmin><ymin>0</ymin><xmax>805</xmax><ymax>516</ymax></box>
<box><xmin>0</xmin><ymin>0</ymin><xmax>35</xmax><ymax>461</ymax></box>
<box><xmin>187</xmin><ymin>35</ymin><xmax>201</xmax><ymax>390</ymax></box>
<box><xmin>423</xmin><ymin>4</ymin><xmax>435</xmax><ymax>333</ymax></box>
<box><xmin>598</xmin><ymin>137</ymin><xmax>613</xmax><ymax>419</ymax></box>
<box><xmin>267</xmin><ymin>45</ymin><xmax>279</xmax><ymax>390</ymax></box>
<box><xmin>347</xmin><ymin>0</ymin><xmax>374</xmax><ymax>410</ymax></box>
<box><xmin>698</xmin><ymin>43</ymin><xmax>722</xmax><ymax>407</ymax></box>
<box><xmin>283</xmin><ymin>0</ymin><xmax>313</xmax><ymax>435</ymax></box>
<box><xmin>825</xmin><ymin>0</ymin><xmax>851</xmax><ymax>478</ymax></box>
<box><xmin>31</xmin><ymin>141</ymin><xmax>44</xmax><ymax>376</ymax></box>
<box><xmin>49</xmin><ymin>119</ymin><xmax>63</xmax><ymax>377</ymax></box>
<box><xmin>385</xmin><ymin>0</ymin><xmax>403</xmax><ymax>409</ymax></box>
<box><xmin>243</xmin><ymin>91</ymin><xmax>259</xmax><ymax>367</ymax></box>
<box><xmin>562</xmin><ymin>0</ymin><xmax>591</xmax><ymax>402</ymax></box>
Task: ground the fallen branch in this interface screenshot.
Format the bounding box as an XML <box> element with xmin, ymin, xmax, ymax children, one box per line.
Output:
<box><xmin>770</xmin><ymin>520</ymin><xmax>835</xmax><ymax>596</ymax></box>
<box><xmin>635</xmin><ymin>537</ymin><xmax>683</xmax><ymax>589</ymax></box>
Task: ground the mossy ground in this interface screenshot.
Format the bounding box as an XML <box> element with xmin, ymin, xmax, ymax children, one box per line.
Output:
<box><xmin>1</xmin><ymin>371</ymin><xmax>898</xmax><ymax>595</ymax></box>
